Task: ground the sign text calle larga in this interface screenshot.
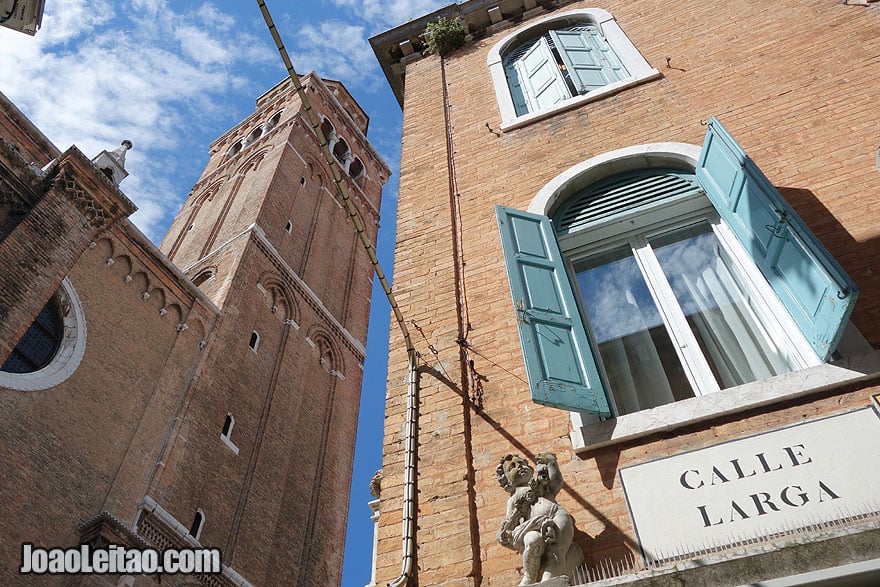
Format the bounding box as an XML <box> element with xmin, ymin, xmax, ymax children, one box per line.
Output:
<box><xmin>619</xmin><ymin>408</ymin><xmax>880</xmax><ymax>559</ymax></box>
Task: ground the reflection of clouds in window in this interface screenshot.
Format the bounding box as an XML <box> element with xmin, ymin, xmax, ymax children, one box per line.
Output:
<box><xmin>651</xmin><ymin>223</ymin><xmax>794</xmax><ymax>388</ymax></box>
<box><xmin>653</xmin><ymin>225</ymin><xmax>740</xmax><ymax>318</ymax></box>
<box><xmin>575</xmin><ymin>248</ymin><xmax>662</xmax><ymax>343</ymax></box>
<box><xmin>653</xmin><ymin>226</ymin><xmax>721</xmax><ymax>317</ymax></box>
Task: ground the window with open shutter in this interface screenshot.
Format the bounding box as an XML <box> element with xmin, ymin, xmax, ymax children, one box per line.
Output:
<box><xmin>551</xmin><ymin>27</ymin><xmax>627</xmax><ymax>94</ymax></box>
<box><xmin>495</xmin><ymin>205</ymin><xmax>611</xmax><ymax>416</ymax></box>
<box><xmin>503</xmin><ymin>23</ymin><xmax>628</xmax><ymax>117</ymax></box>
<box><xmin>488</xmin><ymin>9</ymin><xmax>661</xmax><ymax>127</ymax></box>
<box><xmin>697</xmin><ymin>117</ymin><xmax>858</xmax><ymax>359</ymax></box>
<box><xmin>497</xmin><ymin>128</ymin><xmax>855</xmax><ymax>416</ymax></box>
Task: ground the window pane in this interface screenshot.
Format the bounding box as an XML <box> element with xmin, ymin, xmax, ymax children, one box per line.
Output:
<box><xmin>651</xmin><ymin>223</ymin><xmax>796</xmax><ymax>389</ymax></box>
<box><xmin>1</xmin><ymin>299</ymin><xmax>63</xmax><ymax>374</ymax></box>
<box><xmin>574</xmin><ymin>247</ymin><xmax>693</xmax><ymax>415</ymax></box>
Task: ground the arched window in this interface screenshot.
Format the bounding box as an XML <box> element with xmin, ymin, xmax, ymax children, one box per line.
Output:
<box><xmin>246</xmin><ymin>126</ymin><xmax>263</xmax><ymax>145</ymax></box>
<box><xmin>348</xmin><ymin>157</ymin><xmax>364</xmax><ymax>180</ymax></box>
<box><xmin>228</xmin><ymin>139</ymin><xmax>243</xmax><ymax>158</ymax></box>
<box><xmin>189</xmin><ymin>509</ymin><xmax>204</xmax><ymax>541</ymax></box>
<box><xmin>221</xmin><ymin>413</ymin><xmax>234</xmax><ymax>437</ymax></box>
<box><xmin>192</xmin><ymin>269</ymin><xmax>215</xmax><ymax>287</ymax></box>
<box><xmin>487</xmin><ymin>9</ymin><xmax>660</xmax><ymax>128</ymax></box>
<box><xmin>0</xmin><ymin>278</ymin><xmax>87</xmax><ymax>391</ymax></box>
<box><xmin>267</xmin><ymin>111</ymin><xmax>283</xmax><ymax>129</ymax></box>
<box><xmin>249</xmin><ymin>331</ymin><xmax>260</xmax><ymax>352</ymax></box>
<box><xmin>504</xmin><ymin>23</ymin><xmax>628</xmax><ymax>116</ymax></box>
<box><xmin>320</xmin><ymin>118</ymin><xmax>335</xmax><ymax>142</ymax></box>
<box><xmin>333</xmin><ymin>138</ymin><xmax>350</xmax><ymax>163</ymax></box>
<box><xmin>220</xmin><ymin>412</ymin><xmax>239</xmax><ymax>454</ymax></box>
<box><xmin>497</xmin><ymin>122</ymin><xmax>857</xmax><ymax>418</ymax></box>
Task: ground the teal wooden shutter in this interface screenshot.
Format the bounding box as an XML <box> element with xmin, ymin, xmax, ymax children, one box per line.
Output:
<box><xmin>511</xmin><ymin>37</ymin><xmax>570</xmax><ymax>112</ymax></box>
<box><xmin>503</xmin><ymin>60</ymin><xmax>530</xmax><ymax>116</ymax></box>
<box><xmin>551</xmin><ymin>27</ymin><xmax>627</xmax><ymax>94</ymax></box>
<box><xmin>696</xmin><ymin>117</ymin><xmax>858</xmax><ymax>359</ymax></box>
<box><xmin>495</xmin><ymin>205</ymin><xmax>611</xmax><ymax>416</ymax></box>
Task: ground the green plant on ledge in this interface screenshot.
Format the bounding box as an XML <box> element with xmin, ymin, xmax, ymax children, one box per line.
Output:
<box><xmin>422</xmin><ymin>17</ymin><xmax>467</xmax><ymax>56</ymax></box>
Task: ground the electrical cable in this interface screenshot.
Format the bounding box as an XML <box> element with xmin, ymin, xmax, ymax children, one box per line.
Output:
<box><xmin>255</xmin><ymin>3</ymin><xmax>419</xmax><ymax>585</ymax></box>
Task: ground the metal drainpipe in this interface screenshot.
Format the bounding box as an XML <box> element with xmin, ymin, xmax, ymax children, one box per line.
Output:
<box><xmin>388</xmin><ymin>348</ymin><xmax>419</xmax><ymax>587</ymax></box>
<box><xmin>256</xmin><ymin>3</ymin><xmax>419</xmax><ymax>585</ymax></box>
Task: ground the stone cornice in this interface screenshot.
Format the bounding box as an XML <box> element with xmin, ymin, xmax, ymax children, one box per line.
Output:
<box><xmin>113</xmin><ymin>219</ymin><xmax>222</xmax><ymax>317</ymax></box>
<box><xmin>44</xmin><ymin>145</ymin><xmax>137</xmax><ymax>228</ymax></box>
<box><xmin>136</xmin><ymin>496</ymin><xmax>253</xmax><ymax>587</ymax></box>
<box><xmin>0</xmin><ymin>135</ymin><xmax>50</xmax><ymax>206</ymax></box>
<box><xmin>0</xmin><ymin>90</ymin><xmax>60</xmax><ymax>165</ymax></box>
<box><xmin>79</xmin><ymin>511</ymin><xmax>152</xmax><ymax>550</ymax></box>
<box><xmin>370</xmin><ymin>0</ymin><xmax>579</xmax><ymax>106</ymax></box>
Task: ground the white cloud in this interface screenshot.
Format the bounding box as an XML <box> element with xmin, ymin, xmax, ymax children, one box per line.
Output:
<box><xmin>195</xmin><ymin>2</ymin><xmax>235</xmax><ymax>30</ymax></box>
<box><xmin>289</xmin><ymin>20</ymin><xmax>380</xmax><ymax>89</ymax></box>
<box><xmin>39</xmin><ymin>0</ymin><xmax>116</xmax><ymax>45</ymax></box>
<box><xmin>0</xmin><ymin>0</ymin><xmax>275</xmax><ymax>241</ymax></box>
<box><xmin>330</xmin><ymin>0</ymin><xmax>449</xmax><ymax>31</ymax></box>
<box><xmin>176</xmin><ymin>25</ymin><xmax>233</xmax><ymax>67</ymax></box>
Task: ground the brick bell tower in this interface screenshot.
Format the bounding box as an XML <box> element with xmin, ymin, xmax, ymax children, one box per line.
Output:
<box><xmin>148</xmin><ymin>74</ymin><xmax>388</xmax><ymax>584</ymax></box>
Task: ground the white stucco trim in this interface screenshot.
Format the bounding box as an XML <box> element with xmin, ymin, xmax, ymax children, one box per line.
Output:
<box><xmin>0</xmin><ymin>278</ymin><xmax>87</xmax><ymax>391</ymax></box>
<box><xmin>523</xmin><ymin>143</ymin><xmax>880</xmax><ymax>453</ymax></box>
<box><xmin>570</xmin><ymin>349</ymin><xmax>880</xmax><ymax>453</ymax></box>
<box><xmin>527</xmin><ymin>142</ymin><xmax>702</xmax><ymax>216</ymax></box>
<box><xmin>487</xmin><ymin>8</ymin><xmax>661</xmax><ymax>131</ymax></box>
<box><xmin>742</xmin><ymin>557</ymin><xmax>880</xmax><ymax>587</ymax></box>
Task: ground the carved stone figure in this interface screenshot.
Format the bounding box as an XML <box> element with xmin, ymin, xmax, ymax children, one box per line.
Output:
<box><xmin>496</xmin><ymin>453</ymin><xmax>583</xmax><ymax>586</ymax></box>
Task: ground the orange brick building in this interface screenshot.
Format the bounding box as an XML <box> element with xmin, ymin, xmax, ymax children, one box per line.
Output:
<box><xmin>369</xmin><ymin>1</ymin><xmax>880</xmax><ymax>585</ymax></box>
<box><xmin>0</xmin><ymin>74</ymin><xmax>388</xmax><ymax>585</ymax></box>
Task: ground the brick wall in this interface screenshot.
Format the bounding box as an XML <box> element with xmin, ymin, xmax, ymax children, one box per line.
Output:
<box><xmin>376</xmin><ymin>1</ymin><xmax>880</xmax><ymax>585</ymax></box>
<box><xmin>0</xmin><ymin>74</ymin><xmax>383</xmax><ymax>586</ymax></box>
<box><xmin>0</xmin><ymin>225</ymin><xmax>212</xmax><ymax>586</ymax></box>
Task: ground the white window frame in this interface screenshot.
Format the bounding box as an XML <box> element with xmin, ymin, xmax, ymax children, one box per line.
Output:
<box><xmin>487</xmin><ymin>8</ymin><xmax>660</xmax><ymax>131</ymax></box>
<box><xmin>189</xmin><ymin>509</ymin><xmax>205</xmax><ymax>541</ymax></box>
<box><xmin>528</xmin><ymin>143</ymin><xmax>875</xmax><ymax>452</ymax></box>
<box><xmin>249</xmin><ymin>331</ymin><xmax>260</xmax><ymax>352</ymax></box>
<box><xmin>0</xmin><ymin>277</ymin><xmax>87</xmax><ymax>391</ymax></box>
<box><xmin>220</xmin><ymin>412</ymin><xmax>239</xmax><ymax>455</ymax></box>
<box><xmin>562</xmin><ymin>201</ymin><xmax>820</xmax><ymax>416</ymax></box>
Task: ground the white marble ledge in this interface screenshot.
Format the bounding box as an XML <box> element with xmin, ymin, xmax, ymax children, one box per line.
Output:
<box><xmin>570</xmin><ymin>349</ymin><xmax>880</xmax><ymax>454</ymax></box>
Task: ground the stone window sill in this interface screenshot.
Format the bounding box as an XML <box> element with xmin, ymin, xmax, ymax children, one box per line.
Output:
<box><xmin>500</xmin><ymin>70</ymin><xmax>661</xmax><ymax>133</ymax></box>
<box><xmin>570</xmin><ymin>349</ymin><xmax>880</xmax><ymax>454</ymax></box>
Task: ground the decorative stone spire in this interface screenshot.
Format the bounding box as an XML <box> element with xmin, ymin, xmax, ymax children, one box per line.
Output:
<box><xmin>91</xmin><ymin>140</ymin><xmax>133</xmax><ymax>185</ymax></box>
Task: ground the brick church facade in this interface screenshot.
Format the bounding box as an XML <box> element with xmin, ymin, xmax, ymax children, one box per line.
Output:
<box><xmin>368</xmin><ymin>1</ymin><xmax>880</xmax><ymax>585</ymax></box>
<box><xmin>0</xmin><ymin>73</ymin><xmax>387</xmax><ymax>585</ymax></box>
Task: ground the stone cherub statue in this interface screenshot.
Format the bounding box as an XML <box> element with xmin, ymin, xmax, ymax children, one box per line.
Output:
<box><xmin>496</xmin><ymin>453</ymin><xmax>583</xmax><ymax>586</ymax></box>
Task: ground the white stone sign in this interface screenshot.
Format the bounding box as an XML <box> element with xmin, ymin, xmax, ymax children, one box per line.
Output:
<box><xmin>619</xmin><ymin>407</ymin><xmax>880</xmax><ymax>562</ymax></box>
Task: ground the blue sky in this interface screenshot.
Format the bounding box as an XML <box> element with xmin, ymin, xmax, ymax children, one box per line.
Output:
<box><xmin>0</xmin><ymin>1</ymin><xmax>448</xmax><ymax>584</ymax></box>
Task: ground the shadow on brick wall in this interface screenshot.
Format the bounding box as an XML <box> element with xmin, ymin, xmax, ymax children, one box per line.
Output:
<box><xmin>778</xmin><ymin>186</ymin><xmax>880</xmax><ymax>348</ymax></box>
